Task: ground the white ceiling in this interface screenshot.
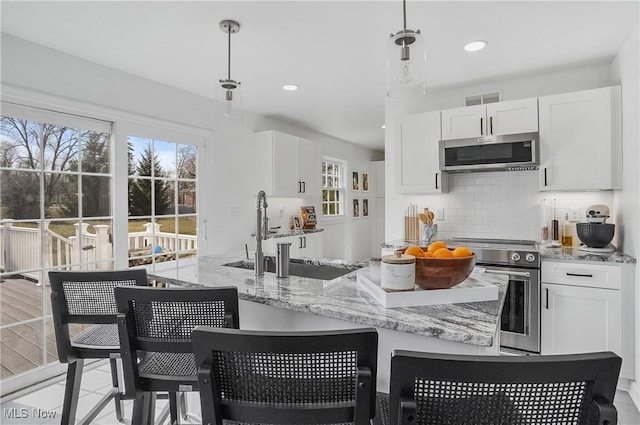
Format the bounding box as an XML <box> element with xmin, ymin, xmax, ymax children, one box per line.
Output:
<box><xmin>2</xmin><ymin>1</ymin><xmax>638</xmax><ymax>150</ymax></box>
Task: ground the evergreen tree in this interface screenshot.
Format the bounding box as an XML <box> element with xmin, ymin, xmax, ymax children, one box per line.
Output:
<box><xmin>129</xmin><ymin>143</ymin><xmax>171</xmax><ymax>216</ymax></box>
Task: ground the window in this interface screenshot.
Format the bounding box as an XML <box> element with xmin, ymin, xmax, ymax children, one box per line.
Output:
<box><xmin>127</xmin><ymin>136</ymin><xmax>198</xmax><ymax>267</ymax></box>
<box><xmin>0</xmin><ymin>103</ymin><xmax>113</xmax><ymax>381</ymax></box>
<box><xmin>321</xmin><ymin>158</ymin><xmax>344</xmax><ymax>216</ymax></box>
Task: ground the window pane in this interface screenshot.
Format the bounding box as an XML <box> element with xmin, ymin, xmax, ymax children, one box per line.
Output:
<box><xmin>155</xmin><ymin>179</ymin><xmax>174</xmax><ymax>216</ymax></box>
<box><xmin>155</xmin><ymin>216</ymin><xmax>177</xmax><ymax>255</ymax></box>
<box><xmin>47</xmin><ymin>220</ymin><xmax>77</xmax><ymax>268</ymax></box>
<box><xmin>1</xmin><ymin>170</ymin><xmax>40</xmax><ymax>220</ymax></box>
<box><xmin>45</xmin><ymin>172</ymin><xmax>77</xmax><ymax>219</ymax></box>
<box><xmin>1</xmin><ymin>321</ymin><xmax>45</xmax><ymax>377</ymax></box>
<box><xmin>329</xmin><ymin>190</ymin><xmax>335</xmax><ymax>202</ymax></box>
<box><xmin>154</xmin><ymin>140</ymin><xmax>176</xmax><ymax>178</ymax></box>
<box><xmin>322</xmin><ymin>204</ymin><xmax>328</xmax><ymax>215</ymax></box>
<box><xmin>178</xmin><ymin>181</ymin><xmax>196</xmax><ymax>213</ymax></box>
<box><xmin>177</xmin><ymin>144</ymin><xmax>197</xmax><ymax>179</ymax></box>
<box><xmin>80</xmin><ymin>130</ymin><xmax>110</xmax><ymax>174</ymax></box>
<box><xmin>329</xmin><ymin>204</ymin><xmax>335</xmax><ymax>215</ymax></box>
<box><xmin>82</xmin><ymin>175</ymin><xmax>111</xmax><ymax>217</ymax></box>
<box><xmin>1</xmin><ymin>117</ymin><xmax>40</xmax><ymax>170</ymax></box>
<box><xmin>129</xmin><ymin>136</ymin><xmax>152</xmax><ymax>177</ymax></box>
<box><xmin>0</xmin><ymin>223</ymin><xmax>42</xmax><ymax>273</ymax></box>
<box><xmin>44</xmin><ymin>124</ymin><xmax>78</xmax><ymax>172</ymax></box>
<box><xmin>129</xmin><ymin>177</ymin><xmax>151</xmax><ymax>217</ymax></box>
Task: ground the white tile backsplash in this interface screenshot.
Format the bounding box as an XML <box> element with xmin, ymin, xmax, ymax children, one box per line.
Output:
<box><xmin>429</xmin><ymin>170</ymin><xmax>614</xmax><ymax>243</ymax></box>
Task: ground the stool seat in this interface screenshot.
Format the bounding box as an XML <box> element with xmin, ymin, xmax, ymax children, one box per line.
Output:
<box><xmin>71</xmin><ymin>324</ymin><xmax>120</xmax><ymax>349</ymax></box>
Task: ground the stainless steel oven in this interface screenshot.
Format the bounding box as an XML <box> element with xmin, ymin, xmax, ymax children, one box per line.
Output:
<box><xmin>447</xmin><ymin>238</ymin><xmax>541</xmax><ymax>354</ymax></box>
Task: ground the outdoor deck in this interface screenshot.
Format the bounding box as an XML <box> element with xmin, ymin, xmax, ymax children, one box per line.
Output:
<box><xmin>0</xmin><ymin>276</ymin><xmax>62</xmax><ymax>380</ymax></box>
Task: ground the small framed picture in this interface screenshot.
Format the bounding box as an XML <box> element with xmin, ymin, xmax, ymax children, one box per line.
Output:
<box><xmin>353</xmin><ymin>199</ymin><xmax>360</xmax><ymax>218</ymax></box>
<box><xmin>362</xmin><ymin>198</ymin><xmax>369</xmax><ymax>217</ymax></box>
<box><xmin>293</xmin><ymin>216</ymin><xmax>302</xmax><ymax>229</ymax></box>
<box><xmin>352</xmin><ymin>170</ymin><xmax>360</xmax><ymax>192</ymax></box>
<box><xmin>362</xmin><ymin>172</ymin><xmax>369</xmax><ymax>192</ymax></box>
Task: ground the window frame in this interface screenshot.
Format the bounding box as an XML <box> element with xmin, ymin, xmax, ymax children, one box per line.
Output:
<box><xmin>321</xmin><ymin>156</ymin><xmax>346</xmax><ymax>219</ymax></box>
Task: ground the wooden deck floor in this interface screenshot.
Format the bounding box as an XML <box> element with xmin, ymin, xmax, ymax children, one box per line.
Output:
<box><xmin>1</xmin><ymin>276</ymin><xmax>59</xmax><ymax>380</ymax></box>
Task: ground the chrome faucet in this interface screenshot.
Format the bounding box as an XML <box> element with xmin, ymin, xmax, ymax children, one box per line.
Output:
<box><xmin>255</xmin><ymin>190</ymin><xmax>269</xmax><ymax>276</ymax></box>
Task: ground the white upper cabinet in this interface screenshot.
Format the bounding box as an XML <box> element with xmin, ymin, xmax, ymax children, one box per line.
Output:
<box><xmin>395</xmin><ymin>110</ymin><xmax>447</xmax><ymax>194</ymax></box>
<box><xmin>254</xmin><ymin>130</ymin><xmax>320</xmax><ymax>200</ymax></box>
<box><xmin>441</xmin><ymin>97</ymin><xmax>538</xmax><ymax>140</ymax></box>
<box><xmin>538</xmin><ymin>86</ymin><xmax>621</xmax><ymax>191</ymax></box>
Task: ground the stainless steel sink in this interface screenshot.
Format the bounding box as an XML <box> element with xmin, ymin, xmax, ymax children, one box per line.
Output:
<box><xmin>222</xmin><ymin>257</ymin><xmax>360</xmax><ymax>280</ymax></box>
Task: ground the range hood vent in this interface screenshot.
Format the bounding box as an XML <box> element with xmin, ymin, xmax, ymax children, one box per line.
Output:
<box><xmin>465</xmin><ymin>92</ymin><xmax>502</xmax><ymax>106</ymax></box>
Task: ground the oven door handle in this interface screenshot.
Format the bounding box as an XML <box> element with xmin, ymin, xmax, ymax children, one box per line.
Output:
<box><xmin>475</xmin><ymin>267</ymin><xmax>531</xmax><ymax>278</ymax></box>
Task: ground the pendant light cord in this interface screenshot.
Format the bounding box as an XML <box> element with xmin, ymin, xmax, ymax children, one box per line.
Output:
<box><xmin>403</xmin><ymin>0</ymin><xmax>407</xmax><ymax>31</ymax></box>
<box><xmin>227</xmin><ymin>27</ymin><xmax>232</xmax><ymax>80</ymax></box>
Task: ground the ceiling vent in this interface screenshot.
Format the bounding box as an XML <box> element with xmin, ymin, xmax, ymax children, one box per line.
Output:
<box><xmin>465</xmin><ymin>92</ymin><xmax>502</xmax><ymax>106</ymax></box>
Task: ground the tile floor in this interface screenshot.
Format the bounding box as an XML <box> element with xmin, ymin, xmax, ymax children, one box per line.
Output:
<box><xmin>2</xmin><ymin>359</ymin><xmax>640</xmax><ymax>424</ymax></box>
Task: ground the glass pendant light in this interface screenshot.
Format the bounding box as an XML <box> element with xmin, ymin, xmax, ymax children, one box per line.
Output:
<box><xmin>387</xmin><ymin>0</ymin><xmax>426</xmax><ymax>98</ymax></box>
<box><xmin>217</xmin><ymin>19</ymin><xmax>244</xmax><ymax>121</ymax></box>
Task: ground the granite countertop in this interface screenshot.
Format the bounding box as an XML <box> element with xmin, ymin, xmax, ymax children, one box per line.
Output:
<box><xmin>253</xmin><ymin>227</ymin><xmax>325</xmax><ymax>239</ymax></box>
<box><xmin>382</xmin><ymin>239</ymin><xmax>636</xmax><ymax>264</ymax></box>
<box><xmin>539</xmin><ymin>245</ymin><xmax>636</xmax><ymax>264</ymax></box>
<box><xmin>149</xmin><ymin>255</ymin><xmax>508</xmax><ymax>348</ymax></box>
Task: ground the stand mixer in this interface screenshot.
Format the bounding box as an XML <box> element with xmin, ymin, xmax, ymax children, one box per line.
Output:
<box><xmin>577</xmin><ymin>204</ymin><xmax>616</xmax><ymax>253</ymax></box>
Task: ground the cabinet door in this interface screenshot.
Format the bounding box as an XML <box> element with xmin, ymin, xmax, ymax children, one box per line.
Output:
<box><xmin>298</xmin><ymin>233</ymin><xmax>322</xmax><ymax>258</ymax></box>
<box><xmin>272</xmin><ymin>132</ymin><xmax>301</xmax><ymax>197</ymax></box>
<box><xmin>541</xmin><ymin>283</ymin><xmax>621</xmax><ymax>357</ymax></box>
<box><xmin>486</xmin><ymin>97</ymin><xmax>538</xmax><ymax>136</ymax></box>
<box><xmin>539</xmin><ymin>86</ymin><xmax>621</xmax><ymax>191</ymax></box>
<box><xmin>298</xmin><ymin>138</ymin><xmax>320</xmax><ymax>199</ymax></box>
<box><xmin>441</xmin><ymin>104</ymin><xmax>486</xmax><ymax>140</ymax></box>
<box><xmin>396</xmin><ymin>111</ymin><xmax>447</xmax><ymax>194</ymax></box>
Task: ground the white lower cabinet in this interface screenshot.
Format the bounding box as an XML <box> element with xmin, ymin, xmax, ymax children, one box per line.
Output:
<box><xmin>541</xmin><ymin>282</ymin><xmax>621</xmax><ymax>354</ymax></box>
<box><xmin>541</xmin><ymin>261</ymin><xmax>634</xmax><ymax>379</ymax></box>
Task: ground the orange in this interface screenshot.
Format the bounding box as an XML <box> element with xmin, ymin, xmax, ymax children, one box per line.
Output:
<box><xmin>453</xmin><ymin>246</ymin><xmax>473</xmax><ymax>257</ymax></box>
<box><xmin>433</xmin><ymin>247</ymin><xmax>454</xmax><ymax>258</ymax></box>
<box><xmin>423</xmin><ymin>252</ymin><xmax>434</xmax><ymax>258</ymax></box>
<box><xmin>427</xmin><ymin>241</ymin><xmax>448</xmax><ymax>253</ymax></box>
<box><xmin>405</xmin><ymin>246</ymin><xmax>425</xmax><ymax>257</ymax></box>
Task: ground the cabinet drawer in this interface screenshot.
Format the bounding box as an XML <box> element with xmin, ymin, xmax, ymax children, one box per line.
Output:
<box><xmin>541</xmin><ymin>261</ymin><xmax>621</xmax><ymax>290</ymax></box>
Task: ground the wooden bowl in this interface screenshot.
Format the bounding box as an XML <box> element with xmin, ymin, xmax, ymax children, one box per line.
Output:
<box><xmin>399</xmin><ymin>248</ymin><xmax>476</xmax><ymax>289</ymax></box>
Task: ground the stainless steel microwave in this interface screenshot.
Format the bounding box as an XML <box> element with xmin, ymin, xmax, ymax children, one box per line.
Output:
<box><xmin>439</xmin><ymin>132</ymin><xmax>539</xmax><ymax>173</ymax></box>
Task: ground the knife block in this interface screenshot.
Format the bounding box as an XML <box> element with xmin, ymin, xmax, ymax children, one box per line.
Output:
<box><xmin>404</xmin><ymin>216</ymin><xmax>420</xmax><ymax>241</ymax></box>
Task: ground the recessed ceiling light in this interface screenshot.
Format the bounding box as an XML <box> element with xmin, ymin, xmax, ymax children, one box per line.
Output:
<box><xmin>282</xmin><ymin>84</ymin><xmax>298</xmax><ymax>91</ymax></box>
<box><xmin>381</xmin><ymin>125</ymin><xmax>386</xmax><ymax>129</ymax></box>
<box><xmin>464</xmin><ymin>40</ymin><xmax>487</xmax><ymax>52</ymax></box>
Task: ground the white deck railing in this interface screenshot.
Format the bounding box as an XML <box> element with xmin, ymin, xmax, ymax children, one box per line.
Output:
<box><xmin>1</xmin><ymin>221</ymin><xmax>196</xmax><ymax>278</ymax></box>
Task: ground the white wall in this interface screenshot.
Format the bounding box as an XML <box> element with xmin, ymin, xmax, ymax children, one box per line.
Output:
<box><xmin>0</xmin><ymin>33</ymin><xmax>379</xmax><ymax>262</ymax></box>
<box><xmin>384</xmin><ymin>63</ymin><xmax>619</xmax><ymax>244</ymax></box>
<box><xmin>611</xmin><ymin>22</ymin><xmax>640</xmax><ymax>408</ymax></box>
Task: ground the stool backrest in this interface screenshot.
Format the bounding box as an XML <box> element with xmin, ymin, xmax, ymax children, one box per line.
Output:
<box><xmin>192</xmin><ymin>327</ymin><xmax>378</xmax><ymax>425</ymax></box>
<box><xmin>115</xmin><ymin>286</ymin><xmax>239</xmax><ymax>397</ymax></box>
<box><xmin>389</xmin><ymin>350</ymin><xmax>622</xmax><ymax>425</ymax></box>
<box><xmin>49</xmin><ymin>269</ymin><xmax>149</xmax><ymax>362</ymax></box>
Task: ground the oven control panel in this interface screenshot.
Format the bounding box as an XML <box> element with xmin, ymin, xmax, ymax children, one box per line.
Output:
<box><xmin>508</xmin><ymin>250</ymin><xmax>539</xmax><ymax>266</ymax></box>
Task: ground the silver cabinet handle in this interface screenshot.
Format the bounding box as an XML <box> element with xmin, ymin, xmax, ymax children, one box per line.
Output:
<box><xmin>476</xmin><ymin>268</ymin><xmax>531</xmax><ymax>278</ymax></box>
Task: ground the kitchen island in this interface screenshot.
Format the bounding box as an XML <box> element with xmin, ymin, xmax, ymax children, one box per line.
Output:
<box><xmin>149</xmin><ymin>255</ymin><xmax>508</xmax><ymax>392</ymax></box>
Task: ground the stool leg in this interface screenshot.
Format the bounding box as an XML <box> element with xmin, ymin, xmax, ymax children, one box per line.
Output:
<box><xmin>169</xmin><ymin>392</ymin><xmax>179</xmax><ymax>425</ymax></box>
<box><xmin>109</xmin><ymin>357</ymin><xmax>124</xmax><ymax>421</ymax></box>
<box><xmin>61</xmin><ymin>359</ymin><xmax>84</xmax><ymax>425</ymax></box>
<box><xmin>132</xmin><ymin>393</ymin><xmax>154</xmax><ymax>425</ymax></box>
<box><xmin>179</xmin><ymin>392</ymin><xmax>188</xmax><ymax>420</ymax></box>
